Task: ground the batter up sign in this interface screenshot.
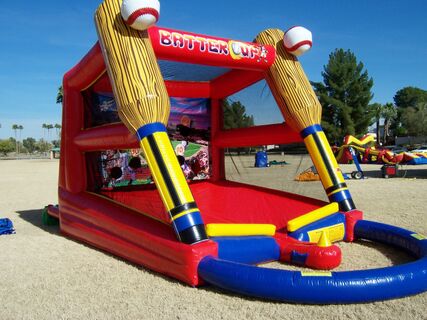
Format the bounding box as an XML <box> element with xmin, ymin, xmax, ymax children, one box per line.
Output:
<box><xmin>148</xmin><ymin>26</ymin><xmax>275</xmax><ymax>70</ymax></box>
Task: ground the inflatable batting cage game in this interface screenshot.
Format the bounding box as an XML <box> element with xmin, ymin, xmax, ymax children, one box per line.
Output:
<box><xmin>46</xmin><ymin>0</ymin><xmax>427</xmax><ymax>304</ymax></box>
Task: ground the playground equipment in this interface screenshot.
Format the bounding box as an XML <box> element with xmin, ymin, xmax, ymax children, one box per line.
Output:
<box><xmin>46</xmin><ymin>0</ymin><xmax>427</xmax><ymax>304</ymax></box>
<box><xmin>335</xmin><ymin>134</ymin><xmax>427</xmax><ymax>165</ymax></box>
<box><xmin>335</xmin><ymin>134</ymin><xmax>427</xmax><ymax>178</ymax></box>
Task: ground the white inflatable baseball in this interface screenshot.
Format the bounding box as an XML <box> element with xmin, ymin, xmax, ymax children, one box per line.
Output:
<box><xmin>283</xmin><ymin>26</ymin><xmax>312</xmax><ymax>56</ymax></box>
<box><xmin>121</xmin><ymin>0</ymin><xmax>160</xmax><ymax>31</ymax></box>
<box><xmin>229</xmin><ymin>41</ymin><xmax>243</xmax><ymax>60</ymax></box>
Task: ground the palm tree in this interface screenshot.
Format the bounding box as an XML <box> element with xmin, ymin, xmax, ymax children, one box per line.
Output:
<box><xmin>12</xmin><ymin>124</ymin><xmax>18</xmax><ymax>153</ymax></box>
<box><xmin>47</xmin><ymin>124</ymin><xmax>54</xmax><ymax>141</ymax></box>
<box><xmin>18</xmin><ymin>125</ymin><xmax>23</xmax><ymax>139</ymax></box>
<box><xmin>370</xmin><ymin>103</ymin><xmax>383</xmax><ymax>144</ymax></box>
<box><xmin>18</xmin><ymin>125</ymin><xmax>23</xmax><ymax>152</ymax></box>
<box><xmin>382</xmin><ymin>103</ymin><xmax>397</xmax><ymax>145</ymax></box>
<box><xmin>54</xmin><ymin>123</ymin><xmax>62</xmax><ymax>139</ymax></box>
<box><xmin>42</xmin><ymin>123</ymin><xmax>48</xmax><ymax>140</ymax></box>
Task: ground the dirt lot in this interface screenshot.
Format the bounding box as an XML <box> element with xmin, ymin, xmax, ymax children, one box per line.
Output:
<box><xmin>0</xmin><ymin>157</ymin><xmax>426</xmax><ymax>320</ymax></box>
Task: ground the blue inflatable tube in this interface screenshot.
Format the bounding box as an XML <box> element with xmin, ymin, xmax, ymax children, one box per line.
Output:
<box><xmin>198</xmin><ymin>220</ymin><xmax>427</xmax><ymax>304</ymax></box>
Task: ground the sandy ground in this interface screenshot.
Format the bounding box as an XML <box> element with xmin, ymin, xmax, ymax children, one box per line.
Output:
<box><xmin>0</xmin><ymin>156</ymin><xmax>426</xmax><ymax>320</ymax></box>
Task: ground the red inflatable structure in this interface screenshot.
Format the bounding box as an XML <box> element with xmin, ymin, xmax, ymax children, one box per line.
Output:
<box><xmin>45</xmin><ymin>19</ymin><xmax>427</xmax><ymax>304</ymax></box>
<box><xmin>48</xmin><ymin>26</ymin><xmax>331</xmax><ymax>286</ymax></box>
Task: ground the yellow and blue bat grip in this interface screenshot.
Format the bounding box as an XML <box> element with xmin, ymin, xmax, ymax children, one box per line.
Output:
<box><xmin>137</xmin><ymin>122</ymin><xmax>208</xmax><ymax>244</ymax></box>
<box><xmin>301</xmin><ymin>124</ymin><xmax>356</xmax><ymax>212</ymax></box>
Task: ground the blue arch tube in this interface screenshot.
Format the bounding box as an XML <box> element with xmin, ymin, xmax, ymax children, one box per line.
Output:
<box><xmin>198</xmin><ymin>220</ymin><xmax>427</xmax><ymax>304</ymax></box>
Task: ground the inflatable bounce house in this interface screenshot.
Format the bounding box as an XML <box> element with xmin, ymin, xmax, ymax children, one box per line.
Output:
<box><xmin>45</xmin><ymin>0</ymin><xmax>427</xmax><ymax>303</ymax></box>
<box><xmin>335</xmin><ymin>134</ymin><xmax>427</xmax><ymax>165</ymax></box>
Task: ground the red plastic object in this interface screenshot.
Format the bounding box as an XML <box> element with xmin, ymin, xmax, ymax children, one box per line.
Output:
<box><xmin>344</xmin><ymin>210</ymin><xmax>364</xmax><ymax>242</ymax></box>
<box><xmin>279</xmin><ymin>235</ymin><xmax>342</xmax><ymax>270</ymax></box>
<box><xmin>381</xmin><ymin>164</ymin><xmax>398</xmax><ymax>178</ymax></box>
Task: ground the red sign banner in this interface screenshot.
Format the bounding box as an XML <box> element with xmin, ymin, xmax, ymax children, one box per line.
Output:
<box><xmin>148</xmin><ymin>26</ymin><xmax>276</xmax><ymax>71</ymax></box>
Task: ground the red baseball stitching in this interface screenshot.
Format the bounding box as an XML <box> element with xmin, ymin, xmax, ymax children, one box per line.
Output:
<box><xmin>126</xmin><ymin>7</ymin><xmax>159</xmax><ymax>26</ymax></box>
<box><xmin>286</xmin><ymin>40</ymin><xmax>312</xmax><ymax>53</ymax></box>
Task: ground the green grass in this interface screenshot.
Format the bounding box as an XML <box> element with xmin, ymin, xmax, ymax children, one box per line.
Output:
<box><xmin>171</xmin><ymin>141</ymin><xmax>202</xmax><ymax>157</ymax></box>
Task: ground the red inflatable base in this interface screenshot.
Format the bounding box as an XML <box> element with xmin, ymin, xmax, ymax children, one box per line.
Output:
<box><xmin>58</xmin><ymin>188</ymin><xmax>218</xmax><ymax>286</ymax></box>
<box><xmin>57</xmin><ymin>181</ymin><xmax>327</xmax><ymax>285</ymax></box>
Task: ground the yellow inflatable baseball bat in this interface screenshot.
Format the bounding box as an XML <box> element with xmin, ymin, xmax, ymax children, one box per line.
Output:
<box><xmin>256</xmin><ymin>29</ymin><xmax>356</xmax><ymax>212</ymax></box>
<box><xmin>95</xmin><ymin>0</ymin><xmax>207</xmax><ymax>244</ymax></box>
<box><xmin>287</xmin><ymin>202</ymin><xmax>339</xmax><ymax>232</ymax></box>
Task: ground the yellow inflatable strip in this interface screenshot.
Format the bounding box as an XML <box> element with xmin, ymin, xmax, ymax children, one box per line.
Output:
<box><xmin>301</xmin><ymin>271</ymin><xmax>332</xmax><ymax>277</ymax></box>
<box><xmin>345</xmin><ymin>134</ymin><xmax>375</xmax><ymax>146</ymax></box>
<box><xmin>411</xmin><ymin>233</ymin><xmax>426</xmax><ymax>240</ymax></box>
<box><xmin>206</xmin><ymin>224</ymin><xmax>276</xmax><ymax>237</ymax></box>
<box><xmin>287</xmin><ymin>202</ymin><xmax>339</xmax><ymax>232</ymax></box>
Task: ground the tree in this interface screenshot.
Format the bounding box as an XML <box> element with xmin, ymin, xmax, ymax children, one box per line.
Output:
<box><xmin>381</xmin><ymin>103</ymin><xmax>397</xmax><ymax>144</ymax></box>
<box><xmin>56</xmin><ymin>86</ymin><xmax>63</xmax><ymax>104</ymax></box>
<box><xmin>222</xmin><ymin>99</ymin><xmax>254</xmax><ymax>155</ymax></box>
<box><xmin>12</xmin><ymin>124</ymin><xmax>19</xmax><ymax>153</ymax></box>
<box><xmin>18</xmin><ymin>125</ymin><xmax>23</xmax><ymax>141</ymax></box>
<box><xmin>23</xmin><ymin>137</ymin><xmax>37</xmax><ymax>153</ymax></box>
<box><xmin>394</xmin><ymin>87</ymin><xmax>427</xmax><ymax>109</ymax></box>
<box><xmin>42</xmin><ymin>123</ymin><xmax>48</xmax><ymax>140</ymax></box>
<box><xmin>46</xmin><ymin>124</ymin><xmax>54</xmax><ymax>141</ymax></box>
<box><xmin>370</xmin><ymin>103</ymin><xmax>383</xmax><ymax>143</ymax></box>
<box><xmin>370</xmin><ymin>103</ymin><xmax>398</xmax><ymax>144</ymax></box>
<box><xmin>18</xmin><ymin>125</ymin><xmax>23</xmax><ymax>153</ymax></box>
<box><xmin>393</xmin><ymin>87</ymin><xmax>427</xmax><ymax>136</ymax></box>
<box><xmin>51</xmin><ymin>140</ymin><xmax>61</xmax><ymax>148</ymax></box>
<box><xmin>222</xmin><ymin>99</ymin><xmax>254</xmax><ymax>130</ymax></box>
<box><xmin>0</xmin><ymin>139</ymin><xmax>14</xmax><ymax>156</ymax></box>
<box><xmin>36</xmin><ymin>139</ymin><xmax>52</xmax><ymax>153</ymax></box>
<box><xmin>312</xmin><ymin>49</ymin><xmax>374</xmax><ymax>143</ymax></box>
<box><xmin>54</xmin><ymin>123</ymin><xmax>62</xmax><ymax>139</ymax></box>
<box><xmin>401</xmin><ymin>102</ymin><xmax>427</xmax><ymax>137</ymax></box>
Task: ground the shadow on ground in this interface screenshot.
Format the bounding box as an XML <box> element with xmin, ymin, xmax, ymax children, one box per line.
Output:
<box><xmin>16</xmin><ymin>209</ymin><xmax>187</xmax><ymax>287</ymax></box>
<box><xmin>343</xmin><ymin>166</ymin><xmax>427</xmax><ymax>179</ymax></box>
<box><xmin>396</xmin><ymin>166</ymin><xmax>427</xmax><ymax>179</ymax></box>
<box><xmin>17</xmin><ymin>209</ymin><xmax>60</xmax><ymax>235</ymax></box>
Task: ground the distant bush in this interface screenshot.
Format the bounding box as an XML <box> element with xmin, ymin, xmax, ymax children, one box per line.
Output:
<box><xmin>0</xmin><ymin>139</ymin><xmax>15</xmax><ymax>156</ymax></box>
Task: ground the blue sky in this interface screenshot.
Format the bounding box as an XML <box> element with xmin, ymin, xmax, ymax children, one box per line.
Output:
<box><xmin>0</xmin><ymin>0</ymin><xmax>426</xmax><ymax>139</ymax></box>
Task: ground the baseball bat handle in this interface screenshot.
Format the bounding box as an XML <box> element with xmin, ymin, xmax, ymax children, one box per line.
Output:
<box><xmin>137</xmin><ymin>123</ymin><xmax>208</xmax><ymax>244</ymax></box>
<box><xmin>301</xmin><ymin>125</ymin><xmax>356</xmax><ymax>212</ymax></box>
